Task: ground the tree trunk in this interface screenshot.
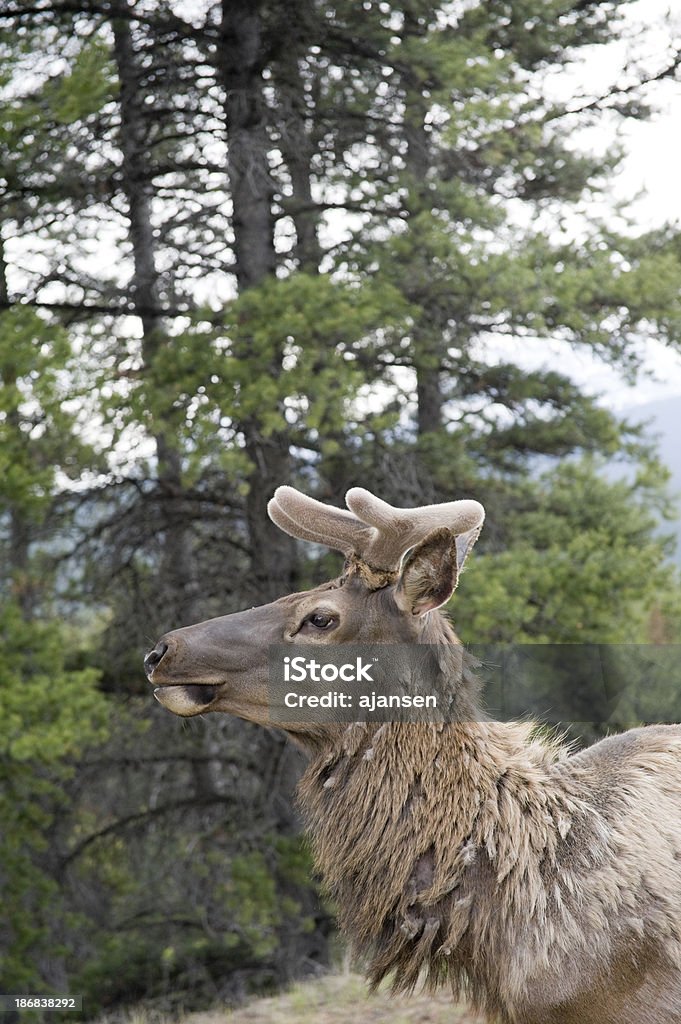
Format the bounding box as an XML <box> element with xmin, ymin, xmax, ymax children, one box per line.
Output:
<box><xmin>402</xmin><ymin>9</ymin><xmax>445</xmax><ymax>437</ymax></box>
<box><xmin>219</xmin><ymin>0</ymin><xmax>276</xmax><ymax>292</ymax></box>
<box><xmin>111</xmin><ymin>3</ymin><xmax>196</xmax><ymax>621</ymax></box>
<box><xmin>415</xmin><ymin>347</ymin><xmax>445</xmax><ymax>435</ymax></box>
<box><xmin>217</xmin><ymin>0</ymin><xmax>296</xmax><ymax>602</ymax></box>
<box><xmin>276</xmin><ymin>44</ymin><xmax>322</xmax><ymax>273</ymax></box>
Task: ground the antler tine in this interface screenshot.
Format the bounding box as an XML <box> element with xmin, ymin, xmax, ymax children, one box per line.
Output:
<box><xmin>268</xmin><ymin>486</ymin><xmax>373</xmax><ymax>556</ymax></box>
<box><xmin>346</xmin><ymin>487</ymin><xmax>485</xmax><ymax>570</ymax></box>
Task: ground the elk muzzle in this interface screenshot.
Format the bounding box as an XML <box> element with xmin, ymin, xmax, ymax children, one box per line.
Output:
<box><xmin>144</xmin><ymin>607</ymin><xmax>277</xmax><ymax>719</ymax></box>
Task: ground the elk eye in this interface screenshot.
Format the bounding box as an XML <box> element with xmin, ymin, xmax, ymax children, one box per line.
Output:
<box><xmin>307</xmin><ymin>612</ymin><xmax>336</xmax><ymax>629</ymax></box>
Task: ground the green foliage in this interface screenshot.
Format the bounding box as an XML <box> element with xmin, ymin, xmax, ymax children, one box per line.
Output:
<box><xmin>0</xmin><ymin>308</ymin><xmax>95</xmax><ymax>512</ymax></box>
<box><xmin>48</xmin><ymin>38</ymin><xmax>115</xmax><ymax>124</ymax></box>
<box><xmin>454</xmin><ymin>459</ymin><xmax>676</xmax><ymax>645</ymax></box>
<box><xmin>67</xmin><ymin>807</ymin><xmax>321</xmax><ymax>1013</ymax></box>
<box><xmin>218</xmin><ymin>851</ymin><xmax>280</xmax><ymax>957</ymax></box>
<box><xmin>0</xmin><ymin>601</ymin><xmax>109</xmax><ymax>996</ymax></box>
<box><xmin>0</xmin><ymin>605</ymin><xmax>107</xmax><ymax>759</ymax></box>
<box><xmin>114</xmin><ymin>273</ymin><xmax>409</xmax><ymax>487</ymax></box>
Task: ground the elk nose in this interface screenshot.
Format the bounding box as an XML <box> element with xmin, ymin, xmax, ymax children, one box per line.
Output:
<box><xmin>144</xmin><ymin>640</ymin><xmax>169</xmax><ymax>678</ymax></box>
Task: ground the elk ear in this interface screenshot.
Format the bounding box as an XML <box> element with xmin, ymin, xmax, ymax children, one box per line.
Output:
<box><xmin>395</xmin><ymin>527</ymin><xmax>459</xmax><ymax>616</ymax></box>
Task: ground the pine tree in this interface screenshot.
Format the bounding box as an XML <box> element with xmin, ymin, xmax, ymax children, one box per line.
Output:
<box><xmin>1</xmin><ymin>0</ymin><xmax>681</xmax><ymax>1008</ymax></box>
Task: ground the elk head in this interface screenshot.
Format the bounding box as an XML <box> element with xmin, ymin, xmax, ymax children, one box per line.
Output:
<box><xmin>144</xmin><ymin>487</ymin><xmax>484</xmax><ymax>748</ymax></box>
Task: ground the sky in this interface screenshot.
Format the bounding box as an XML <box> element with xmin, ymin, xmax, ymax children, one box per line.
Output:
<box><xmin>545</xmin><ymin>0</ymin><xmax>681</xmax><ymax>411</ymax></box>
<box><xmin>593</xmin><ymin>72</ymin><xmax>681</xmax><ymax>410</ymax></box>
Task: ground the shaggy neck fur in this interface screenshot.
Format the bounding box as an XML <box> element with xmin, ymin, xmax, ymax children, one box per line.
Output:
<box><xmin>296</xmin><ymin>618</ymin><xmax>615</xmax><ymax>1021</ymax></box>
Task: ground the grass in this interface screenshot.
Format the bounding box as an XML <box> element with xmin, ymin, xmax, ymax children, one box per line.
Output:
<box><xmin>182</xmin><ymin>971</ymin><xmax>486</xmax><ymax>1024</ymax></box>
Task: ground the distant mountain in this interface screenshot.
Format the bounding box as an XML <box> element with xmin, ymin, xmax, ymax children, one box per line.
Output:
<box><xmin>620</xmin><ymin>395</ymin><xmax>681</xmax><ymax>563</ymax></box>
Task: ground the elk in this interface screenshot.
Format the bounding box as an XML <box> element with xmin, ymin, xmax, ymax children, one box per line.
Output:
<box><xmin>144</xmin><ymin>486</ymin><xmax>681</xmax><ymax>1024</ymax></box>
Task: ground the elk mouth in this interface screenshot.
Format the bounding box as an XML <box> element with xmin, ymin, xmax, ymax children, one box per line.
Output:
<box><xmin>153</xmin><ymin>682</ymin><xmax>222</xmax><ymax>716</ymax></box>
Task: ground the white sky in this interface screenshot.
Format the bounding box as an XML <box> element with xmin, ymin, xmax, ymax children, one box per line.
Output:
<box><xmin>588</xmin><ymin>73</ymin><xmax>681</xmax><ymax>409</ymax></box>
<box><xmin>542</xmin><ymin>0</ymin><xmax>681</xmax><ymax>410</ymax></box>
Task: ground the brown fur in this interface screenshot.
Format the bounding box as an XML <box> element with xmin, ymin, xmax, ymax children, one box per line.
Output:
<box><xmin>298</xmin><ymin>636</ymin><xmax>681</xmax><ymax>1023</ymax></box>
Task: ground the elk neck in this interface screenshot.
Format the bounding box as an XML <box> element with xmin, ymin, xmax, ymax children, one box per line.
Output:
<box><xmin>296</xmin><ymin>639</ymin><xmax>605</xmax><ymax>1007</ymax></box>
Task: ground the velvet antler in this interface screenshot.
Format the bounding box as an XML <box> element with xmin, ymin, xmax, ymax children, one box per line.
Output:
<box><xmin>268</xmin><ymin>486</ymin><xmax>485</xmax><ymax>586</ymax></box>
